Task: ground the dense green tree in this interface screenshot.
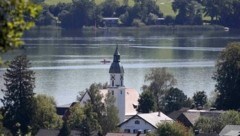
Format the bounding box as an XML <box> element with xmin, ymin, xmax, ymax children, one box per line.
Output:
<box><xmin>172</xmin><ymin>0</ymin><xmax>203</xmax><ymax>25</ymax></box>
<box><xmin>31</xmin><ymin>95</ymin><xmax>62</xmax><ymax>134</ymax></box>
<box><xmin>79</xmin><ymin>103</ymin><xmax>102</xmax><ymax>136</ymax></box>
<box><xmin>1</xmin><ymin>55</ymin><xmax>35</xmax><ymax>135</ymax></box>
<box><xmin>67</xmin><ymin>103</ymin><xmax>84</xmax><ymax>129</ymax></box>
<box><xmin>101</xmin><ymin>92</ymin><xmax>119</xmax><ymax>135</ymax></box>
<box><xmin>58</xmin><ymin>0</ymin><xmax>97</xmax><ymax>28</ymax></box>
<box><xmin>132</xmin><ymin>0</ymin><xmax>162</xmax><ymax>25</ymax></box>
<box><xmin>100</xmin><ymin>0</ymin><xmax>120</xmax><ymax>17</ymax></box>
<box><xmin>0</xmin><ymin>0</ymin><xmax>41</xmax><ymax>53</ymax></box>
<box><xmin>193</xmin><ymin>91</ymin><xmax>207</xmax><ymax>107</ymax></box>
<box><xmin>194</xmin><ymin>110</ymin><xmax>240</xmax><ymax>133</ymax></box>
<box><xmin>201</xmin><ymin>0</ymin><xmax>220</xmax><ymax>23</ymax></box>
<box><xmin>219</xmin><ymin>110</ymin><xmax>240</xmax><ymax>128</ymax></box>
<box><xmin>58</xmin><ymin>120</ymin><xmax>71</xmax><ymax>136</ymax></box>
<box><xmin>156</xmin><ymin>122</ymin><xmax>194</xmax><ymax>136</ymax></box>
<box><xmin>144</xmin><ymin>68</ymin><xmax>176</xmax><ymax>112</ymax></box>
<box><xmin>194</xmin><ymin>117</ymin><xmax>220</xmax><ymax>133</ymax></box>
<box><xmin>213</xmin><ymin>43</ymin><xmax>240</xmax><ymax>110</ymax></box>
<box><xmin>137</xmin><ymin>90</ymin><xmax>155</xmax><ymax>113</ymax></box>
<box><xmin>163</xmin><ymin>87</ymin><xmax>188</xmax><ymax>114</ymax></box>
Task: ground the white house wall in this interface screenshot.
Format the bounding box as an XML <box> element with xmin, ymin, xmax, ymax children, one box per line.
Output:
<box><xmin>120</xmin><ymin>116</ymin><xmax>155</xmax><ymax>134</ymax></box>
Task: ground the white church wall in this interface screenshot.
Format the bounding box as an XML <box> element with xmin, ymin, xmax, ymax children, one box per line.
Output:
<box><xmin>109</xmin><ymin>87</ymin><xmax>126</xmax><ymax>123</ymax></box>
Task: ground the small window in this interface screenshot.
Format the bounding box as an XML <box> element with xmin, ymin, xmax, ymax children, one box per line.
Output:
<box><xmin>135</xmin><ymin>120</ymin><xmax>140</xmax><ymax>124</ymax></box>
<box><xmin>112</xmin><ymin>80</ymin><xmax>114</xmax><ymax>87</ymax></box>
<box><xmin>133</xmin><ymin>129</ymin><xmax>139</xmax><ymax>134</ymax></box>
<box><xmin>144</xmin><ymin>129</ymin><xmax>150</xmax><ymax>134</ymax></box>
<box><xmin>112</xmin><ymin>91</ymin><xmax>114</xmax><ymax>95</ymax></box>
<box><xmin>120</xmin><ymin>90</ymin><xmax>122</xmax><ymax>94</ymax></box>
<box><xmin>124</xmin><ymin>129</ymin><xmax>130</xmax><ymax>133</ymax></box>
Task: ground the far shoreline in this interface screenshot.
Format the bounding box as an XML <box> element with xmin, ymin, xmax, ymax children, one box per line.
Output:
<box><xmin>32</xmin><ymin>25</ymin><xmax>228</xmax><ymax>32</ymax></box>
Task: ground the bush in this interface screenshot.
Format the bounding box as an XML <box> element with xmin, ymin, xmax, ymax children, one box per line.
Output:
<box><xmin>156</xmin><ymin>122</ymin><xmax>194</xmax><ymax>136</ymax></box>
<box><xmin>132</xmin><ymin>19</ymin><xmax>145</xmax><ymax>27</ymax></box>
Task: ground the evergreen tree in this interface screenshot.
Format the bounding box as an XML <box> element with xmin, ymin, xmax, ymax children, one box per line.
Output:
<box><xmin>58</xmin><ymin>120</ymin><xmax>71</xmax><ymax>136</ymax></box>
<box><xmin>1</xmin><ymin>55</ymin><xmax>35</xmax><ymax>135</ymax></box>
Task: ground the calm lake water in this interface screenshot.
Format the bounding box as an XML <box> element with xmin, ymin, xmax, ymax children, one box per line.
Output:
<box><xmin>1</xmin><ymin>27</ymin><xmax>240</xmax><ymax>106</ymax></box>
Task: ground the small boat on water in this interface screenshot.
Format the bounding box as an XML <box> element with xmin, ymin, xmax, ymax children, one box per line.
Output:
<box><xmin>224</xmin><ymin>27</ymin><xmax>229</xmax><ymax>31</ymax></box>
<box><xmin>100</xmin><ymin>59</ymin><xmax>111</xmax><ymax>64</ymax></box>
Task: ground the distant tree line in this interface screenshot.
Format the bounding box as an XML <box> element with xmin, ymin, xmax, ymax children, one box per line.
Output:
<box><xmin>35</xmin><ymin>0</ymin><xmax>240</xmax><ymax>28</ymax></box>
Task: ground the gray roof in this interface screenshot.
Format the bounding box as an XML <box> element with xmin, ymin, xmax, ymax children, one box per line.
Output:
<box><xmin>177</xmin><ymin>110</ymin><xmax>224</xmax><ymax>127</ymax></box>
<box><xmin>168</xmin><ymin>107</ymin><xmax>189</xmax><ymax>120</ymax></box>
<box><xmin>219</xmin><ymin>125</ymin><xmax>240</xmax><ymax>136</ymax></box>
<box><xmin>106</xmin><ymin>133</ymin><xmax>146</xmax><ymax>136</ymax></box>
<box><xmin>109</xmin><ymin>46</ymin><xmax>124</xmax><ymax>73</ymax></box>
<box><xmin>36</xmin><ymin>129</ymin><xmax>80</xmax><ymax>136</ymax></box>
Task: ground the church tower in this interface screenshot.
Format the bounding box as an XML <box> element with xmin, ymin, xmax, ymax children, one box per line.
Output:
<box><xmin>109</xmin><ymin>45</ymin><xmax>124</xmax><ymax>87</ymax></box>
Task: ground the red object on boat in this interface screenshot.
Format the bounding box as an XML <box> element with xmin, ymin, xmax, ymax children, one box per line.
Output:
<box><xmin>101</xmin><ymin>59</ymin><xmax>111</xmax><ymax>64</ymax></box>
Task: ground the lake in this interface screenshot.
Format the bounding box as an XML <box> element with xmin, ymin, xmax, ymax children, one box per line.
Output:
<box><xmin>1</xmin><ymin>27</ymin><xmax>240</xmax><ymax>106</ymax></box>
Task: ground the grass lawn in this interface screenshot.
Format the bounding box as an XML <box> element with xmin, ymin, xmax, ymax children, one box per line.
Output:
<box><xmin>44</xmin><ymin>0</ymin><xmax>176</xmax><ymax>16</ymax></box>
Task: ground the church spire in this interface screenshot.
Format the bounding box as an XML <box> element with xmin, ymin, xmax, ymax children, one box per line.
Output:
<box><xmin>109</xmin><ymin>45</ymin><xmax>124</xmax><ymax>87</ymax></box>
<box><xmin>113</xmin><ymin>45</ymin><xmax>120</xmax><ymax>62</ymax></box>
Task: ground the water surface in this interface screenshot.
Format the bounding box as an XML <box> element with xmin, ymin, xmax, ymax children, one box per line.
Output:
<box><xmin>1</xmin><ymin>27</ymin><xmax>240</xmax><ymax>105</ymax></box>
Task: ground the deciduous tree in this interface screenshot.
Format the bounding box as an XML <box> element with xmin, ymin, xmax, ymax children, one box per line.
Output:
<box><xmin>163</xmin><ymin>87</ymin><xmax>188</xmax><ymax>114</ymax></box>
<box><xmin>144</xmin><ymin>68</ymin><xmax>176</xmax><ymax>112</ymax></box>
<box><xmin>0</xmin><ymin>0</ymin><xmax>41</xmax><ymax>53</ymax></box>
<box><xmin>31</xmin><ymin>95</ymin><xmax>62</xmax><ymax>134</ymax></box>
<box><xmin>101</xmin><ymin>92</ymin><xmax>119</xmax><ymax>134</ymax></box>
<box><xmin>193</xmin><ymin>91</ymin><xmax>207</xmax><ymax>108</ymax></box>
<box><xmin>213</xmin><ymin>43</ymin><xmax>240</xmax><ymax>110</ymax></box>
<box><xmin>137</xmin><ymin>90</ymin><xmax>155</xmax><ymax>113</ymax></box>
<box><xmin>156</xmin><ymin>122</ymin><xmax>194</xmax><ymax>136</ymax></box>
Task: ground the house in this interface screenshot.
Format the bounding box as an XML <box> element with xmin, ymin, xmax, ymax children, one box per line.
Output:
<box><xmin>56</xmin><ymin>103</ymin><xmax>73</xmax><ymax>116</ymax></box>
<box><xmin>167</xmin><ymin>107</ymin><xmax>189</xmax><ymax>120</ymax></box>
<box><xmin>118</xmin><ymin>112</ymin><xmax>173</xmax><ymax>134</ymax></box>
<box><xmin>174</xmin><ymin>109</ymin><xmax>224</xmax><ymax>127</ymax></box>
<box><xmin>219</xmin><ymin>125</ymin><xmax>240</xmax><ymax>136</ymax></box>
<box><xmin>102</xmin><ymin>18</ymin><xmax>119</xmax><ymax>27</ymax></box>
<box><xmin>156</xmin><ymin>18</ymin><xmax>165</xmax><ymax>25</ymax></box>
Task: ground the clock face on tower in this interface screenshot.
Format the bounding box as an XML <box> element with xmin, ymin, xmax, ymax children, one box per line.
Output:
<box><xmin>111</xmin><ymin>75</ymin><xmax>115</xmax><ymax>80</ymax></box>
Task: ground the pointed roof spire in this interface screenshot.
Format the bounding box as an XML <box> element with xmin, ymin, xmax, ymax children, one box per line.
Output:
<box><xmin>113</xmin><ymin>45</ymin><xmax>120</xmax><ymax>62</ymax></box>
<box><xmin>114</xmin><ymin>44</ymin><xmax>120</xmax><ymax>55</ymax></box>
<box><xmin>109</xmin><ymin>45</ymin><xmax>124</xmax><ymax>73</ymax></box>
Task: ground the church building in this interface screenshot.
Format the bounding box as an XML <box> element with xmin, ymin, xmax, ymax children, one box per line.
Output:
<box><xmin>79</xmin><ymin>46</ymin><xmax>139</xmax><ymax>123</ymax></box>
<box><xmin>76</xmin><ymin>46</ymin><xmax>172</xmax><ymax>134</ymax></box>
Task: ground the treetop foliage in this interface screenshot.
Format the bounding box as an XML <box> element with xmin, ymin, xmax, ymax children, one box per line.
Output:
<box><xmin>0</xmin><ymin>0</ymin><xmax>41</xmax><ymax>53</ymax></box>
<box><xmin>213</xmin><ymin>42</ymin><xmax>240</xmax><ymax>110</ymax></box>
<box><xmin>156</xmin><ymin>122</ymin><xmax>194</xmax><ymax>136</ymax></box>
<box><xmin>144</xmin><ymin>68</ymin><xmax>177</xmax><ymax>112</ymax></box>
<box><xmin>1</xmin><ymin>55</ymin><xmax>35</xmax><ymax>135</ymax></box>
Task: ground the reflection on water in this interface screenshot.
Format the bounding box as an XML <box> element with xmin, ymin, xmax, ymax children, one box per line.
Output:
<box><xmin>1</xmin><ymin>27</ymin><xmax>240</xmax><ymax>105</ymax></box>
